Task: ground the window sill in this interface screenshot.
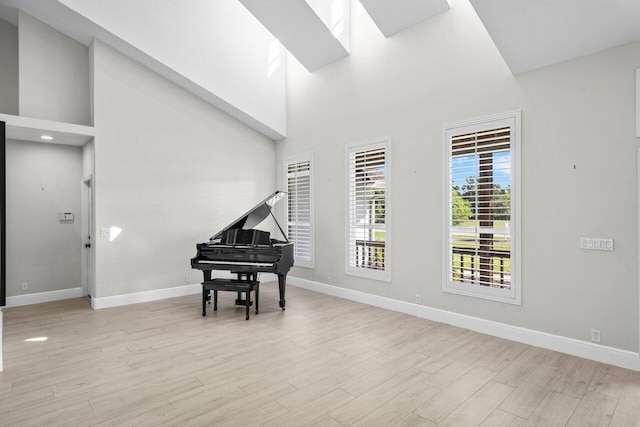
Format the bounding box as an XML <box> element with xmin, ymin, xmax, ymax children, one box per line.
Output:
<box><xmin>443</xmin><ymin>282</ymin><xmax>521</xmax><ymax>305</ymax></box>
<box><xmin>346</xmin><ymin>267</ymin><xmax>391</xmax><ymax>282</ymax></box>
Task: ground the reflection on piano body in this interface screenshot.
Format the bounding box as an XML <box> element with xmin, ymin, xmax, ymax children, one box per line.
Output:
<box><xmin>190</xmin><ymin>191</ymin><xmax>294</xmax><ymax>309</ymax></box>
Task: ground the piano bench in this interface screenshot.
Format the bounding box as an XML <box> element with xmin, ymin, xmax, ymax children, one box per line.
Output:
<box><xmin>202</xmin><ymin>279</ymin><xmax>260</xmax><ymax>320</ymax></box>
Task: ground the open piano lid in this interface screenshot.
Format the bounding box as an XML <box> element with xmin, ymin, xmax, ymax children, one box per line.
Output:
<box><xmin>210</xmin><ymin>191</ymin><xmax>288</xmax><ymax>242</ymax></box>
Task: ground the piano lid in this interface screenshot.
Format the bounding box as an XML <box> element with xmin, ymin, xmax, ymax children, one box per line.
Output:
<box><xmin>210</xmin><ymin>191</ymin><xmax>288</xmax><ymax>242</ymax></box>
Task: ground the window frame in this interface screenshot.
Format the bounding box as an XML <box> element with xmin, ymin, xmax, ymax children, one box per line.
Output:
<box><xmin>345</xmin><ymin>137</ymin><xmax>391</xmax><ymax>282</ymax></box>
<box><xmin>284</xmin><ymin>152</ymin><xmax>315</xmax><ymax>269</ymax></box>
<box><xmin>442</xmin><ymin>111</ymin><xmax>521</xmax><ymax>305</ymax></box>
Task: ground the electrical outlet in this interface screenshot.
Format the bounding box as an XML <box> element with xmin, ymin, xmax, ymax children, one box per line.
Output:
<box><xmin>415</xmin><ymin>294</ymin><xmax>421</xmax><ymax>304</ymax></box>
<box><xmin>328</xmin><ymin>276</ymin><xmax>332</xmax><ymax>284</ymax></box>
<box><xmin>591</xmin><ymin>329</ymin><xmax>601</xmax><ymax>343</ymax></box>
<box><xmin>185</xmin><ymin>275</ymin><xmax>191</xmax><ymax>284</ymax></box>
<box><xmin>21</xmin><ymin>282</ymin><xmax>28</xmax><ymax>291</ymax></box>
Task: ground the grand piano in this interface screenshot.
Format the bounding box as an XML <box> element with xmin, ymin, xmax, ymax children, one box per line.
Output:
<box><xmin>191</xmin><ymin>191</ymin><xmax>294</xmax><ymax>310</ymax></box>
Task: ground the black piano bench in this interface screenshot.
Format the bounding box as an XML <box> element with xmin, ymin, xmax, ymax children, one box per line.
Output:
<box><xmin>202</xmin><ymin>279</ymin><xmax>260</xmax><ymax>320</ymax></box>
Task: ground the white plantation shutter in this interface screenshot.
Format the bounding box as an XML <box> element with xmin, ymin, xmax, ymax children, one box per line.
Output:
<box><xmin>444</xmin><ymin>112</ymin><xmax>520</xmax><ymax>304</ymax></box>
<box><xmin>285</xmin><ymin>155</ymin><xmax>314</xmax><ymax>268</ymax></box>
<box><xmin>346</xmin><ymin>138</ymin><xmax>390</xmax><ymax>281</ymax></box>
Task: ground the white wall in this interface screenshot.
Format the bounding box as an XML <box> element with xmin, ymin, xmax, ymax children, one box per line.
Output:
<box><xmin>6</xmin><ymin>140</ymin><xmax>82</xmax><ymax>296</ymax></box>
<box><xmin>277</xmin><ymin>0</ymin><xmax>639</xmax><ymax>352</ymax></box>
<box><xmin>91</xmin><ymin>39</ymin><xmax>276</xmax><ymax>298</ymax></box>
<box><xmin>82</xmin><ymin>139</ymin><xmax>94</xmax><ymax>179</ymax></box>
<box><xmin>18</xmin><ymin>11</ymin><xmax>90</xmax><ymax>125</ymax></box>
<box><xmin>0</xmin><ymin>17</ymin><xmax>18</xmax><ymax>115</ymax></box>
<box><xmin>56</xmin><ymin>0</ymin><xmax>286</xmax><ymax>139</ymax></box>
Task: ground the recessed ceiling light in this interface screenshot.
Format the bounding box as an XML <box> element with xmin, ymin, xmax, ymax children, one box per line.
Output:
<box><xmin>40</xmin><ymin>135</ymin><xmax>53</xmax><ymax>140</ymax></box>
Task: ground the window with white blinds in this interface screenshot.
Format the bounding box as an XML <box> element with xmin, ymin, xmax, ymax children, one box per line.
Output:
<box><xmin>346</xmin><ymin>138</ymin><xmax>390</xmax><ymax>281</ymax></box>
<box><xmin>444</xmin><ymin>112</ymin><xmax>521</xmax><ymax>304</ymax></box>
<box><xmin>285</xmin><ymin>154</ymin><xmax>314</xmax><ymax>268</ymax></box>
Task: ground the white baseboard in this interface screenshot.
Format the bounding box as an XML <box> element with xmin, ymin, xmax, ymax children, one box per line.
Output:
<box><xmin>91</xmin><ymin>274</ymin><xmax>278</xmax><ymax>310</ymax></box>
<box><xmin>9</xmin><ymin>277</ymin><xmax>635</xmax><ymax>371</ymax></box>
<box><xmin>91</xmin><ymin>284</ymin><xmax>201</xmax><ymax>310</ymax></box>
<box><xmin>5</xmin><ymin>287</ymin><xmax>84</xmax><ymax>307</ymax></box>
<box><xmin>289</xmin><ymin>277</ymin><xmax>640</xmax><ymax>372</ymax></box>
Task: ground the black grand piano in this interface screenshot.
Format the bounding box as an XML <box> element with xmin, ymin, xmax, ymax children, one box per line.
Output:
<box><xmin>191</xmin><ymin>191</ymin><xmax>294</xmax><ymax>310</ymax></box>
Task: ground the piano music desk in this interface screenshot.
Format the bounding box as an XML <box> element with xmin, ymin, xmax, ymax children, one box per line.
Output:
<box><xmin>202</xmin><ymin>278</ymin><xmax>259</xmax><ymax>320</ymax></box>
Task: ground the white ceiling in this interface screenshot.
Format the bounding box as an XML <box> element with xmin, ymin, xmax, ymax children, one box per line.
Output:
<box><xmin>469</xmin><ymin>0</ymin><xmax>640</xmax><ymax>75</ymax></box>
<box><xmin>254</xmin><ymin>0</ymin><xmax>640</xmax><ymax>75</ymax></box>
<box><xmin>7</xmin><ymin>126</ymin><xmax>92</xmax><ymax>146</ymax></box>
<box><xmin>1</xmin><ymin>0</ymin><xmax>639</xmax><ymax>140</ymax></box>
<box><xmin>360</xmin><ymin>0</ymin><xmax>450</xmax><ymax>38</ymax></box>
<box><xmin>240</xmin><ymin>0</ymin><xmax>452</xmax><ymax>71</ymax></box>
<box><xmin>0</xmin><ymin>113</ymin><xmax>94</xmax><ymax>146</ymax></box>
<box><xmin>0</xmin><ymin>0</ymin><xmax>287</xmax><ymax>140</ymax></box>
<box><xmin>239</xmin><ymin>0</ymin><xmax>350</xmax><ymax>72</ymax></box>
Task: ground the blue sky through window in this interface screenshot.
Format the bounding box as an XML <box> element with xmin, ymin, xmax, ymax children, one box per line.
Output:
<box><xmin>451</xmin><ymin>151</ymin><xmax>510</xmax><ymax>190</ymax></box>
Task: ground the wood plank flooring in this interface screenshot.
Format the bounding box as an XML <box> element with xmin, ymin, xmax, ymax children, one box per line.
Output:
<box><xmin>1</xmin><ymin>284</ymin><xmax>639</xmax><ymax>426</ymax></box>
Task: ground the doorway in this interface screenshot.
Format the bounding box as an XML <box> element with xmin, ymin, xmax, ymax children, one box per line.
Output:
<box><xmin>81</xmin><ymin>175</ymin><xmax>93</xmax><ymax>299</ymax></box>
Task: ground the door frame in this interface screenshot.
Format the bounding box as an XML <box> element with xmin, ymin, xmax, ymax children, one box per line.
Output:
<box><xmin>81</xmin><ymin>174</ymin><xmax>93</xmax><ymax>299</ymax></box>
<box><xmin>1</xmin><ymin>121</ymin><xmax>5</xmax><ymax>308</ymax></box>
<box><xmin>1</xmin><ymin>121</ymin><xmax>5</xmax><ymax>371</ymax></box>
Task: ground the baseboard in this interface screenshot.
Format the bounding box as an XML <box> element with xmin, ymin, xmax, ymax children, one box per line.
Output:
<box><xmin>5</xmin><ymin>287</ymin><xmax>84</xmax><ymax>307</ymax></box>
<box><xmin>91</xmin><ymin>284</ymin><xmax>201</xmax><ymax>309</ymax></box>
<box><xmin>91</xmin><ymin>273</ymin><xmax>279</xmax><ymax>310</ymax></box>
<box><xmin>288</xmin><ymin>276</ymin><xmax>640</xmax><ymax>372</ymax></box>
<box><xmin>9</xmin><ymin>277</ymin><xmax>635</xmax><ymax>371</ymax></box>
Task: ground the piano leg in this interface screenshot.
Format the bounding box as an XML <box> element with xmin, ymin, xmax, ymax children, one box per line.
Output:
<box><xmin>278</xmin><ymin>273</ymin><xmax>286</xmax><ymax>310</ymax></box>
<box><xmin>245</xmin><ymin>292</ymin><xmax>250</xmax><ymax>320</ymax></box>
<box><xmin>255</xmin><ymin>283</ymin><xmax>259</xmax><ymax>314</ymax></box>
<box><xmin>202</xmin><ymin>288</ymin><xmax>207</xmax><ymax>316</ymax></box>
<box><xmin>203</xmin><ymin>270</ymin><xmax>212</xmax><ymax>304</ymax></box>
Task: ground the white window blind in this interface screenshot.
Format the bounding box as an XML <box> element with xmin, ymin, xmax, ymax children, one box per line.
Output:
<box><xmin>346</xmin><ymin>138</ymin><xmax>390</xmax><ymax>281</ymax></box>
<box><xmin>285</xmin><ymin>155</ymin><xmax>314</xmax><ymax>268</ymax></box>
<box><xmin>444</xmin><ymin>112</ymin><xmax>520</xmax><ymax>304</ymax></box>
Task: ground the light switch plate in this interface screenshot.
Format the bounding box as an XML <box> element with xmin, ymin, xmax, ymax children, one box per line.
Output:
<box><xmin>580</xmin><ymin>237</ymin><xmax>613</xmax><ymax>251</ymax></box>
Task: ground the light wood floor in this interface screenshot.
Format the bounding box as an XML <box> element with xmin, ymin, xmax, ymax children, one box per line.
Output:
<box><xmin>1</xmin><ymin>284</ymin><xmax>640</xmax><ymax>426</ymax></box>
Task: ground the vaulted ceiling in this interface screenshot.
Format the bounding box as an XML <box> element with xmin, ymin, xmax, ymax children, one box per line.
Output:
<box><xmin>469</xmin><ymin>0</ymin><xmax>640</xmax><ymax>75</ymax></box>
<box><xmin>237</xmin><ymin>0</ymin><xmax>640</xmax><ymax>74</ymax></box>
<box><xmin>0</xmin><ymin>0</ymin><xmax>638</xmax><ymax>140</ymax></box>
<box><xmin>238</xmin><ymin>0</ymin><xmax>451</xmax><ymax>71</ymax></box>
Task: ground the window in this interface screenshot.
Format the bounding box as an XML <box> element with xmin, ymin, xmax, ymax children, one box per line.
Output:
<box><xmin>284</xmin><ymin>154</ymin><xmax>314</xmax><ymax>268</ymax></box>
<box><xmin>346</xmin><ymin>137</ymin><xmax>391</xmax><ymax>281</ymax></box>
<box><xmin>444</xmin><ymin>112</ymin><xmax>521</xmax><ymax>304</ymax></box>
